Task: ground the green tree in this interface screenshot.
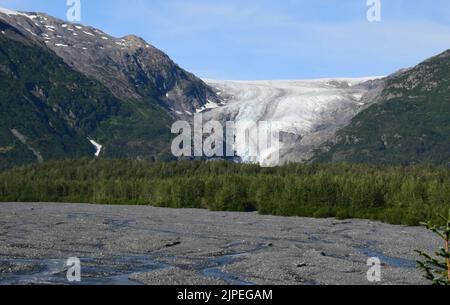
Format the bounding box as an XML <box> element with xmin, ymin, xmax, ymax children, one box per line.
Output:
<box><xmin>415</xmin><ymin>209</ymin><xmax>450</xmax><ymax>285</ymax></box>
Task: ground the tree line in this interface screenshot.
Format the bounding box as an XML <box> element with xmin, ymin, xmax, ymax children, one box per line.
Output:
<box><xmin>0</xmin><ymin>159</ymin><xmax>449</xmax><ymax>226</ymax></box>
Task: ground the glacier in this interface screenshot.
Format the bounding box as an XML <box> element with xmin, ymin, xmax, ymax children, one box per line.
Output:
<box><xmin>202</xmin><ymin>77</ymin><xmax>383</xmax><ymax>165</ymax></box>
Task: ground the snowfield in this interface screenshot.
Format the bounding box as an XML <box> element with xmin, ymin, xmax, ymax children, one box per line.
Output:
<box><xmin>203</xmin><ymin>78</ymin><xmax>382</xmax><ymax>165</ymax></box>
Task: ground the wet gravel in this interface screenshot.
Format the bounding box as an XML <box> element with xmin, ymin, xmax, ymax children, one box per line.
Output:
<box><xmin>0</xmin><ymin>202</ymin><xmax>439</xmax><ymax>285</ymax></box>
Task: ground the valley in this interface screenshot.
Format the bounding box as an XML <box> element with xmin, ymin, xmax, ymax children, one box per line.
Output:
<box><xmin>2</xmin><ymin>7</ymin><xmax>450</xmax><ymax>167</ymax></box>
<box><xmin>0</xmin><ymin>4</ymin><xmax>449</xmax><ymax>288</ymax></box>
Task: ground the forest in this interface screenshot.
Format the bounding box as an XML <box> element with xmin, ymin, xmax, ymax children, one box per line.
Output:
<box><xmin>0</xmin><ymin>159</ymin><xmax>449</xmax><ymax>226</ymax></box>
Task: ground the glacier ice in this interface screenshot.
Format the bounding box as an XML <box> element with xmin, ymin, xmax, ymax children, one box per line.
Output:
<box><xmin>203</xmin><ymin>77</ymin><xmax>381</xmax><ymax>165</ymax></box>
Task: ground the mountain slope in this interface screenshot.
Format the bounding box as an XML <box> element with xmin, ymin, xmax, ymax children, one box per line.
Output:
<box><xmin>0</xmin><ymin>19</ymin><xmax>119</xmax><ymax>169</ymax></box>
<box><xmin>0</xmin><ymin>8</ymin><xmax>220</xmax><ymax>115</ymax></box>
<box><xmin>0</xmin><ymin>17</ymin><xmax>172</xmax><ymax>170</ymax></box>
<box><xmin>3</xmin><ymin>7</ymin><xmax>450</xmax><ymax>168</ymax></box>
<box><xmin>313</xmin><ymin>50</ymin><xmax>450</xmax><ymax>165</ymax></box>
<box><xmin>0</xmin><ymin>7</ymin><xmax>230</xmax><ymax>169</ymax></box>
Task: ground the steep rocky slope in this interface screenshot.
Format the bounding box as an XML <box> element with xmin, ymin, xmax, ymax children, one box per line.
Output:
<box><xmin>313</xmin><ymin>50</ymin><xmax>450</xmax><ymax>165</ymax></box>
<box><xmin>0</xmin><ymin>8</ymin><xmax>219</xmax><ymax>115</ymax></box>
<box><xmin>0</xmin><ymin>10</ymin><xmax>181</xmax><ymax>169</ymax></box>
<box><xmin>0</xmin><ymin>7</ymin><xmax>227</xmax><ymax>169</ymax></box>
<box><xmin>0</xmin><ymin>18</ymin><xmax>123</xmax><ymax>169</ymax></box>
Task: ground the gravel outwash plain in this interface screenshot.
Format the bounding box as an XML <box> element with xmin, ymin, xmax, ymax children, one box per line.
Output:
<box><xmin>0</xmin><ymin>202</ymin><xmax>439</xmax><ymax>285</ymax></box>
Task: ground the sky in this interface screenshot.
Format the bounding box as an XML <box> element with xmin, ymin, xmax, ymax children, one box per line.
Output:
<box><xmin>1</xmin><ymin>0</ymin><xmax>450</xmax><ymax>80</ymax></box>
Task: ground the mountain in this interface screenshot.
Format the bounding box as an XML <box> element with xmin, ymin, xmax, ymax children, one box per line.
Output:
<box><xmin>203</xmin><ymin>78</ymin><xmax>382</xmax><ymax>164</ymax></box>
<box><xmin>0</xmin><ymin>8</ymin><xmax>219</xmax><ymax>115</ymax></box>
<box><xmin>0</xmin><ymin>7</ymin><xmax>222</xmax><ymax>170</ymax></box>
<box><xmin>0</xmin><ymin>17</ymin><xmax>123</xmax><ymax>169</ymax></box>
<box><xmin>313</xmin><ymin>50</ymin><xmax>450</xmax><ymax>165</ymax></box>
<box><xmin>2</xmin><ymin>7</ymin><xmax>450</xmax><ymax>169</ymax></box>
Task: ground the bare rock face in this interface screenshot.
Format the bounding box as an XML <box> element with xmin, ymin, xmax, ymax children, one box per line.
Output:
<box><xmin>0</xmin><ymin>8</ymin><xmax>220</xmax><ymax>115</ymax></box>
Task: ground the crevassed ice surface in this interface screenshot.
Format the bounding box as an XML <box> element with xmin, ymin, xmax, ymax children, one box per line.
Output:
<box><xmin>203</xmin><ymin>78</ymin><xmax>380</xmax><ymax>165</ymax></box>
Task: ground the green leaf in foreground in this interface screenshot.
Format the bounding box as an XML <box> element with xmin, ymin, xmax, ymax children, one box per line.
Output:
<box><xmin>416</xmin><ymin>209</ymin><xmax>450</xmax><ymax>285</ymax></box>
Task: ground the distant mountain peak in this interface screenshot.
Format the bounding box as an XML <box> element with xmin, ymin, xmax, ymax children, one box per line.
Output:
<box><xmin>0</xmin><ymin>7</ymin><xmax>23</xmax><ymax>16</ymax></box>
<box><xmin>0</xmin><ymin>7</ymin><xmax>220</xmax><ymax>114</ymax></box>
<box><xmin>313</xmin><ymin>48</ymin><xmax>450</xmax><ymax>165</ymax></box>
<box><xmin>0</xmin><ymin>7</ymin><xmax>225</xmax><ymax>169</ymax></box>
<box><xmin>122</xmin><ymin>34</ymin><xmax>147</xmax><ymax>44</ymax></box>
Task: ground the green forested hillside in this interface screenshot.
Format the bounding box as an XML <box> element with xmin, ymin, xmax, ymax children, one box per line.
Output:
<box><xmin>314</xmin><ymin>50</ymin><xmax>450</xmax><ymax>165</ymax></box>
<box><xmin>0</xmin><ymin>21</ymin><xmax>172</xmax><ymax>170</ymax></box>
<box><xmin>1</xmin><ymin>159</ymin><xmax>449</xmax><ymax>226</ymax></box>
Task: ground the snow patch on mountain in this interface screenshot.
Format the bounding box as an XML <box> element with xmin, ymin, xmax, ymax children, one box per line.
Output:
<box><xmin>0</xmin><ymin>7</ymin><xmax>23</xmax><ymax>16</ymax></box>
<box><xmin>88</xmin><ymin>139</ymin><xmax>103</xmax><ymax>157</ymax></box>
<box><xmin>0</xmin><ymin>7</ymin><xmax>38</xmax><ymax>20</ymax></box>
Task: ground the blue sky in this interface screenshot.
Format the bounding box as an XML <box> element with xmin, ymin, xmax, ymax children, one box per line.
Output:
<box><xmin>1</xmin><ymin>0</ymin><xmax>450</xmax><ymax>80</ymax></box>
